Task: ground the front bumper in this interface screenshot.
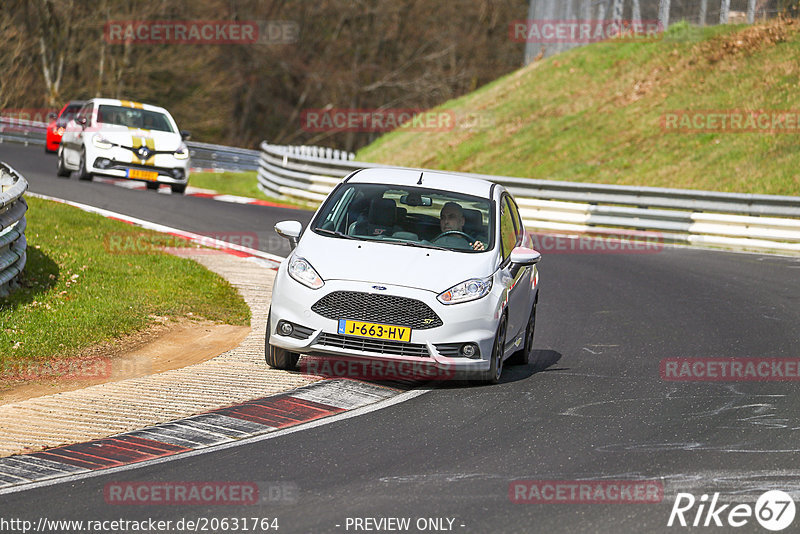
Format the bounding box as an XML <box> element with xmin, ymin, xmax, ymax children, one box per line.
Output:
<box><xmin>268</xmin><ymin>262</ymin><xmax>506</xmax><ymax>376</ymax></box>
<box><xmin>85</xmin><ymin>144</ymin><xmax>189</xmax><ymax>184</ymax></box>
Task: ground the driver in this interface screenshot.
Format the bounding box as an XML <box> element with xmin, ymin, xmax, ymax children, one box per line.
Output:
<box><xmin>439</xmin><ymin>202</ymin><xmax>486</xmax><ymax>251</ymax></box>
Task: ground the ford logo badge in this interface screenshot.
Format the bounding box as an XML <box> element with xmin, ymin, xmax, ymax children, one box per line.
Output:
<box><xmin>372</xmin><ymin>285</ymin><xmax>387</xmax><ymax>291</ymax></box>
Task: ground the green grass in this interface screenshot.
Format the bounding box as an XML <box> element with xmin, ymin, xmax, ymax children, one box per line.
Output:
<box><xmin>0</xmin><ymin>197</ymin><xmax>250</xmax><ymax>369</ymax></box>
<box><xmin>189</xmin><ymin>171</ymin><xmax>315</xmax><ymax>208</ymax></box>
<box><xmin>357</xmin><ymin>20</ymin><xmax>800</xmax><ymax>196</ymax></box>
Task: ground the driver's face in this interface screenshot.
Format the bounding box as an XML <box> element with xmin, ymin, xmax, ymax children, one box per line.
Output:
<box><xmin>440</xmin><ymin>205</ymin><xmax>465</xmax><ymax>232</ymax></box>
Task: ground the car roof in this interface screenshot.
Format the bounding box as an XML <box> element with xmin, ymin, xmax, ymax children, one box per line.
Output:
<box><xmin>83</xmin><ymin>97</ymin><xmax>170</xmax><ymax>114</ymax></box>
<box><xmin>347</xmin><ymin>167</ymin><xmax>495</xmax><ymax>198</ymax></box>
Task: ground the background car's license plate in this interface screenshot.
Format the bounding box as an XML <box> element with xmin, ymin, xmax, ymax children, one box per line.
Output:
<box><xmin>128</xmin><ymin>169</ymin><xmax>159</xmax><ymax>180</ymax></box>
<box><xmin>338</xmin><ymin>320</ymin><xmax>411</xmax><ymax>342</ymax></box>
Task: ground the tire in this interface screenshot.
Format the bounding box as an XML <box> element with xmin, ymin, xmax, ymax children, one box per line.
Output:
<box><xmin>171</xmin><ymin>183</ymin><xmax>187</xmax><ymax>195</ymax></box>
<box><xmin>477</xmin><ymin>316</ymin><xmax>506</xmax><ymax>384</ymax></box>
<box><xmin>264</xmin><ymin>312</ymin><xmax>299</xmax><ymax>370</ymax></box>
<box><xmin>508</xmin><ymin>296</ymin><xmax>537</xmax><ymax>366</ymax></box>
<box><xmin>56</xmin><ymin>147</ymin><xmax>70</xmax><ymax>177</ymax></box>
<box><xmin>77</xmin><ymin>148</ymin><xmax>93</xmax><ymax>181</ymax></box>
<box><xmin>145</xmin><ymin>181</ymin><xmax>160</xmax><ymax>190</ymax></box>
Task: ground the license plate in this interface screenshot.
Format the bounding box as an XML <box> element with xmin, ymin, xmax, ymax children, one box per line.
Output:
<box><xmin>338</xmin><ymin>320</ymin><xmax>411</xmax><ymax>342</ymax></box>
<box><xmin>127</xmin><ymin>168</ymin><xmax>159</xmax><ymax>181</ymax></box>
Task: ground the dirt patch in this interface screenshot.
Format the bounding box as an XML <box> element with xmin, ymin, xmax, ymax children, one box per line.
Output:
<box><xmin>0</xmin><ymin>318</ymin><xmax>250</xmax><ymax>404</ymax></box>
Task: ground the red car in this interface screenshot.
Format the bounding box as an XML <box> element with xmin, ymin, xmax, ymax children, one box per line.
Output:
<box><xmin>45</xmin><ymin>100</ymin><xmax>85</xmax><ymax>153</ymax></box>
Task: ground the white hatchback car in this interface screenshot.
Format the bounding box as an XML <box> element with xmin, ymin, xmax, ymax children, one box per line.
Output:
<box><xmin>57</xmin><ymin>98</ymin><xmax>190</xmax><ymax>194</ymax></box>
<box><xmin>267</xmin><ymin>168</ymin><xmax>541</xmax><ymax>383</ymax></box>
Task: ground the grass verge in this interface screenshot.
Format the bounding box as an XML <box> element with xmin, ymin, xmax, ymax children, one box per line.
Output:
<box><xmin>0</xmin><ymin>196</ymin><xmax>250</xmax><ymax>369</ymax></box>
<box><xmin>189</xmin><ymin>170</ymin><xmax>314</xmax><ymax>208</ymax></box>
<box><xmin>357</xmin><ymin>20</ymin><xmax>800</xmax><ymax>196</ymax></box>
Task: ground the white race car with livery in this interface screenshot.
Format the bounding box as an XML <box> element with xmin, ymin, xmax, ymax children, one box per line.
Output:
<box><xmin>58</xmin><ymin>98</ymin><xmax>190</xmax><ymax>194</ymax></box>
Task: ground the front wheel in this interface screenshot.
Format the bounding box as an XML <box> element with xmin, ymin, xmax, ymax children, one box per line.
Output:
<box><xmin>56</xmin><ymin>147</ymin><xmax>70</xmax><ymax>177</ymax></box>
<box><xmin>145</xmin><ymin>181</ymin><xmax>160</xmax><ymax>190</ymax></box>
<box><xmin>171</xmin><ymin>183</ymin><xmax>186</xmax><ymax>195</ymax></box>
<box><xmin>476</xmin><ymin>317</ymin><xmax>506</xmax><ymax>384</ymax></box>
<box><xmin>508</xmin><ymin>296</ymin><xmax>537</xmax><ymax>366</ymax></box>
<box><xmin>77</xmin><ymin>148</ymin><xmax>93</xmax><ymax>181</ymax></box>
<box><xmin>264</xmin><ymin>312</ymin><xmax>299</xmax><ymax>370</ymax></box>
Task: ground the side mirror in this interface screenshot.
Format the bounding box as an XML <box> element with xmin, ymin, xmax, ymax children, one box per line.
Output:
<box><xmin>510</xmin><ymin>247</ymin><xmax>541</xmax><ymax>266</ymax></box>
<box><xmin>275</xmin><ymin>220</ymin><xmax>303</xmax><ymax>250</ymax></box>
<box><xmin>180</xmin><ymin>130</ymin><xmax>191</xmax><ymax>140</ymax></box>
<box><xmin>48</xmin><ymin>112</ymin><xmax>58</xmax><ymax>120</ymax></box>
<box><xmin>77</xmin><ymin>116</ymin><xmax>87</xmax><ymax>127</ymax></box>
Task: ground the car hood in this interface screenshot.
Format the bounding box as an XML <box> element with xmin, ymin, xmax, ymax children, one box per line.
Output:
<box><xmin>94</xmin><ymin>127</ymin><xmax>182</xmax><ymax>151</ymax></box>
<box><xmin>294</xmin><ymin>231</ymin><xmax>498</xmax><ymax>293</ymax></box>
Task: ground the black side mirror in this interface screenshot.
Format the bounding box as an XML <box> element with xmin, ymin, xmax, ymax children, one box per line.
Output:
<box><xmin>48</xmin><ymin>112</ymin><xmax>57</xmax><ymax>120</ymax></box>
<box><xmin>77</xmin><ymin>116</ymin><xmax>87</xmax><ymax>127</ymax></box>
<box><xmin>180</xmin><ymin>130</ymin><xmax>191</xmax><ymax>140</ymax></box>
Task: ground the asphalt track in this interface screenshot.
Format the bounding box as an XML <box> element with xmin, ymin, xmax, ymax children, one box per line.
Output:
<box><xmin>2</xmin><ymin>143</ymin><xmax>800</xmax><ymax>533</ymax></box>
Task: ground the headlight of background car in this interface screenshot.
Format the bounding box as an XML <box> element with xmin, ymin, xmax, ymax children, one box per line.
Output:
<box><xmin>288</xmin><ymin>256</ymin><xmax>324</xmax><ymax>289</ymax></box>
<box><xmin>174</xmin><ymin>143</ymin><xmax>189</xmax><ymax>160</ymax></box>
<box><xmin>437</xmin><ymin>275</ymin><xmax>492</xmax><ymax>304</ymax></box>
<box><xmin>92</xmin><ymin>134</ymin><xmax>113</xmax><ymax>149</ymax></box>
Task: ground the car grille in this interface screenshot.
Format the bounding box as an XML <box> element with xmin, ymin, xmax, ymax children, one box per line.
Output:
<box><xmin>317</xmin><ymin>333</ymin><xmax>430</xmax><ymax>358</ymax></box>
<box><xmin>311</xmin><ymin>291</ymin><xmax>443</xmax><ymax>330</ymax></box>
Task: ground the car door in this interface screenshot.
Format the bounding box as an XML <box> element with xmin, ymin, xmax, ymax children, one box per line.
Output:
<box><xmin>498</xmin><ymin>193</ymin><xmax>530</xmax><ymax>353</ymax></box>
<box><xmin>63</xmin><ymin>103</ymin><xmax>92</xmax><ymax>166</ymax></box>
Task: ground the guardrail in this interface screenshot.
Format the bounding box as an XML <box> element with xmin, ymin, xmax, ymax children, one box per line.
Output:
<box><xmin>0</xmin><ymin>117</ymin><xmax>259</xmax><ymax>172</ymax></box>
<box><xmin>0</xmin><ymin>163</ymin><xmax>28</xmax><ymax>298</ymax></box>
<box><xmin>258</xmin><ymin>141</ymin><xmax>800</xmax><ymax>254</ymax></box>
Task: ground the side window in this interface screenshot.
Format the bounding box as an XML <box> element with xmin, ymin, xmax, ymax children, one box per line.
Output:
<box><xmin>77</xmin><ymin>104</ymin><xmax>93</xmax><ymax>125</ymax></box>
<box><xmin>500</xmin><ymin>197</ymin><xmax>516</xmax><ymax>260</ymax></box>
<box><xmin>508</xmin><ymin>197</ymin><xmax>524</xmax><ymax>244</ymax></box>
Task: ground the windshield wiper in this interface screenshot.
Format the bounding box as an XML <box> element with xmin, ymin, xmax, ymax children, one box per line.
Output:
<box><xmin>313</xmin><ymin>228</ymin><xmax>361</xmax><ymax>240</ymax></box>
<box><xmin>394</xmin><ymin>241</ymin><xmax>449</xmax><ymax>251</ymax></box>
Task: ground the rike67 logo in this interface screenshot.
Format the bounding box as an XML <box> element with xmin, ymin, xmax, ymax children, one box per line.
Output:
<box><xmin>668</xmin><ymin>491</ymin><xmax>796</xmax><ymax>531</ymax></box>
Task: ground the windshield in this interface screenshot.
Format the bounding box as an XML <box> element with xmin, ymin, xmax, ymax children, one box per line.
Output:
<box><xmin>56</xmin><ymin>104</ymin><xmax>83</xmax><ymax>127</ymax></box>
<box><xmin>97</xmin><ymin>105</ymin><xmax>175</xmax><ymax>132</ymax></box>
<box><xmin>311</xmin><ymin>183</ymin><xmax>493</xmax><ymax>252</ymax></box>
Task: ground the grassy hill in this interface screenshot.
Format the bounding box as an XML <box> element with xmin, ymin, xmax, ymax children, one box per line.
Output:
<box><xmin>358</xmin><ymin>20</ymin><xmax>800</xmax><ymax>196</ymax></box>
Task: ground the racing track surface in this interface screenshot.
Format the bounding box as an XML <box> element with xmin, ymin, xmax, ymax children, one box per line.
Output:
<box><xmin>2</xmin><ymin>143</ymin><xmax>800</xmax><ymax>533</ymax></box>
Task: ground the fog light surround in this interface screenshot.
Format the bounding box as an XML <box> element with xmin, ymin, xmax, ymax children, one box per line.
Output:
<box><xmin>278</xmin><ymin>320</ymin><xmax>294</xmax><ymax>336</ymax></box>
<box><xmin>460</xmin><ymin>343</ymin><xmax>480</xmax><ymax>359</ymax></box>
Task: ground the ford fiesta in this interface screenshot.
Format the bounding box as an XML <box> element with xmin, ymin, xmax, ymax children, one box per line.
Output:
<box><xmin>267</xmin><ymin>168</ymin><xmax>541</xmax><ymax>383</ymax></box>
<box><xmin>57</xmin><ymin>98</ymin><xmax>190</xmax><ymax>194</ymax></box>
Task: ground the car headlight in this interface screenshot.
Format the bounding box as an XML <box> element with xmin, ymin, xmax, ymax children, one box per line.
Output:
<box><xmin>92</xmin><ymin>134</ymin><xmax>113</xmax><ymax>149</ymax></box>
<box><xmin>288</xmin><ymin>256</ymin><xmax>324</xmax><ymax>289</ymax></box>
<box><xmin>174</xmin><ymin>143</ymin><xmax>189</xmax><ymax>160</ymax></box>
<box><xmin>437</xmin><ymin>275</ymin><xmax>493</xmax><ymax>305</ymax></box>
